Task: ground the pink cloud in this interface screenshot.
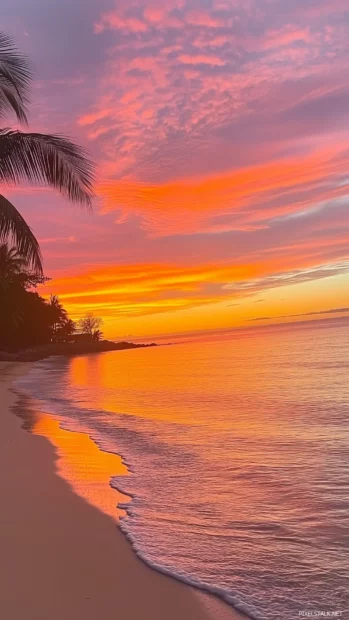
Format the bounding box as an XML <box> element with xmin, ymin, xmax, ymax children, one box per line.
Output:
<box><xmin>77</xmin><ymin>0</ymin><xmax>349</xmax><ymax>191</ymax></box>
<box><xmin>178</xmin><ymin>53</ymin><xmax>226</xmax><ymax>66</ymax></box>
<box><xmin>296</xmin><ymin>0</ymin><xmax>349</xmax><ymax>18</ymax></box>
<box><xmin>95</xmin><ymin>12</ymin><xmax>148</xmax><ymax>34</ymax></box>
<box><xmin>143</xmin><ymin>7</ymin><xmax>166</xmax><ymax>23</ymax></box>
<box><xmin>39</xmin><ymin>236</ymin><xmax>77</xmax><ymax>244</ymax></box>
<box><xmin>185</xmin><ymin>10</ymin><xmax>223</xmax><ymax>28</ymax></box>
<box><xmin>78</xmin><ymin>108</ymin><xmax>113</xmax><ymax>126</ymax></box>
<box><xmin>263</xmin><ymin>26</ymin><xmax>313</xmax><ymax>49</ymax></box>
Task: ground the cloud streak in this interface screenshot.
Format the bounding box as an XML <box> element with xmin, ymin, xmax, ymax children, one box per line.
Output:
<box><xmin>251</xmin><ymin>307</ymin><xmax>349</xmax><ymax>322</ymax></box>
<box><xmin>42</xmin><ymin>259</ymin><xmax>349</xmax><ymax>323</ymax></box>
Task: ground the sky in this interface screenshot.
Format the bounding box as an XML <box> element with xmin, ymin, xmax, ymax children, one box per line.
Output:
<box><xmin>1</xmin><ymin>0</ymin><xmax>349</xmax><ymax>339</ymax></box>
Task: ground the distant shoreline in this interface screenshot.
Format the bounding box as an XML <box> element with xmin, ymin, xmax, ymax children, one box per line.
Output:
<box><xmin>0</xmin><ymin>340</ymin><xmax>158</xmax><ymax>363</ymax></box>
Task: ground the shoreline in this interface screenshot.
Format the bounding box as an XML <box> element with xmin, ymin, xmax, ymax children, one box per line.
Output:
<box><xmin>0</xmin><ymin>361</ymin><xmax>246</xmax><ymax>620</ymax></box>
<box><xmin>0</xmin><ymin>340</ymin><xmax>158</xmax><ymax>363</ymax></box>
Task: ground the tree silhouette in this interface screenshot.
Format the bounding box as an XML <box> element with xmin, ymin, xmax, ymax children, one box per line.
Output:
<box><xmin>0</xmin><ymin>243</ymin><xmax>72</xmax><ymax>349</ymax></box>
<box><xmin>0</xmin><ymin>243</ymin><xmax>28</xmax><ymax>283</ymax></box>
<box><xmin>47</xmin><ymin>294</ymin><xmax>67</xmax><ymax>334</ymax></box>
<box><xmin>77</xmin><ymin>313</ymin><xmax>103</xmax><ymax>338</ymax></box>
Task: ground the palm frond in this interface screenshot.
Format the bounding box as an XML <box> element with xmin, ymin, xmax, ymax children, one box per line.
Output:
<box><xmin>0</xmin><ymin>74</ymin><xmax>28</xmax><ymax>123</ymax></box>
<box><xmin>0</xmin><ymin>243</ymin><xmax>29</xmax><ymax>284</ymax></box>
<box><xmin>0</xmin><ymin>194</ymin><xmax>43</xmax><ymax>273</ymax></box>
<box><xmin>0</xmin><ymin>129</ymin><xmax>96</xmax><ymax>206</ymax></box>
<box><xmin>0</xmin><ymin>32</ymin><xmax>32</xmax><ymax>123</ymax></box>
<box><xmin>0</xmin><ymin>243</ymin><xmax>28</xmax><ymax>269</ymax></box>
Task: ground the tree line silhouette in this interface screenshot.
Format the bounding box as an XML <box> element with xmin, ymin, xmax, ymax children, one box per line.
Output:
<box><xmin>0</xmin><ymin>243</ymin><xmax>102</xmax><ymax>351</ymax></box>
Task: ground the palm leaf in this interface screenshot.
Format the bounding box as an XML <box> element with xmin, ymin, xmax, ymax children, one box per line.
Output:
<box><xmin>0</xmin><ymin>129</ymin><xmax>96</xmax><ymax>205</ymax></box>
<box><xmin>0</xmin><ymin>32</ymin><xmax>32</xmax><ymax>123</ymax></box>
<box><xmin>0</xmin><ymin>194</ymin><xmax>42</xmax><ymax>273</ymax></box>
<box><xmin>0</xmin><ymin>74</ymin><xmax>28</xmax><ymax>124</ymax></box>
<box><xmin>0</xmin><ymin>243</ymin><xmax>29</xmax><ymax>273</ymax></box>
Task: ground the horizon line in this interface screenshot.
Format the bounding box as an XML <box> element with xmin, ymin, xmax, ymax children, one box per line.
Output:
<box><xmin>111</xmin><ymin>314</ymin><xmax>349</xmax><ymax>343</ymax></box>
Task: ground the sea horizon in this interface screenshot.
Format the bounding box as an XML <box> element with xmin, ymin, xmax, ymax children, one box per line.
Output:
<box><xmin>124</xmin><ymin>315</ymin><xmax>349</xmax><ymax>346</ymax></box>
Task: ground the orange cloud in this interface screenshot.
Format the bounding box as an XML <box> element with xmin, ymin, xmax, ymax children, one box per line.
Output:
<box><xmin>42</xmin><ymin>241</ymin><xmax>349</xmax><ymax>324</ymax></box>
<box><xmin>99</xmin><ymin>142</ymin><xmax>349</xmax><ymax>235</ymax></box>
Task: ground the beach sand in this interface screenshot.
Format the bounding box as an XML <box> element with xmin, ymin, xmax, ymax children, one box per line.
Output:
<box><xmin>0</xmin><ymin>362</ymin><xmax>245</xmax><ymax>620</ymax></box>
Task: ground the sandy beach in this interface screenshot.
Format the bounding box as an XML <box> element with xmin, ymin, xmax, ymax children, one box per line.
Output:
<box><xmin>0</xmin><ymin>362</ymin><xmax>244</xmax><ymax>620</ymax></box>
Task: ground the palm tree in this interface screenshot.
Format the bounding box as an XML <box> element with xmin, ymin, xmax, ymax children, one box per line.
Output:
<box><xmin>0</xmin><ymin>32</ymin><xmax>95</xmax><ymax>273</ymax></box>
<box><xmin>0</xmin><ymin>243</ymin><xmax>28</xmax><ymax>281</ymax></box>
<box><xmin>47</xmin><ymin>294</ymin><xmax>67</xmax><ymax>334</ymax></box>
<box><xmin>0</xmin><ymin>243</ymin><xmax>30</xmax><ymax>328</ymax></box>
<box><xmin>52</xmin><ymin>317</ymin><xmax>76</xmax><ymax>343</ymax></box>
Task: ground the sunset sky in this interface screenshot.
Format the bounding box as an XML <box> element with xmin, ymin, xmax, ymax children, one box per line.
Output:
<box><xmin>2</xmin><ymin>0</ymin><xmax>349</xmax><ymax>338</ymax></box>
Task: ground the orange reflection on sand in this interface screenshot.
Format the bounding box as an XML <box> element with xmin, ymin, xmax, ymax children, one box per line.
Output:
<box><xmin>32</xmin><ymin>411</ymin><xmax>130</xmax><ymax>520</ymax></box>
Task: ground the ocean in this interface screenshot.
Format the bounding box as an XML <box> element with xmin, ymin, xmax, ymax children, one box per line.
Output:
<box><xmin>15</xmin><ymin>323</ymin><xmax>349</xmax><ymax>620</ymax></box>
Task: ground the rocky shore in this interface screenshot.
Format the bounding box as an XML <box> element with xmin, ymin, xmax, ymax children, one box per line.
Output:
<box><xmin>0</xmin><ymin>340</ymin><xmax>157</xmax><ymax>362</ymax></box>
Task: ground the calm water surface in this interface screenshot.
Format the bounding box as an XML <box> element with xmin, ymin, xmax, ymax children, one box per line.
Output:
<box><xmin>16</xmin><ymin>325</ymin><xmax>349</xmax><ymax>619</ymax></box>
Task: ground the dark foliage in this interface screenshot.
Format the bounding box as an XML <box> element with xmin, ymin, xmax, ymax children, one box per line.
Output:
<box><xmin>0</xmin><ymin>243</ymin><xmax>73</xmax><ymax>350</ymax></box>
<box><xmin>0</xmin><ymin>32</ymin><xmax>31</xmax><ymax>124</ymax></box>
